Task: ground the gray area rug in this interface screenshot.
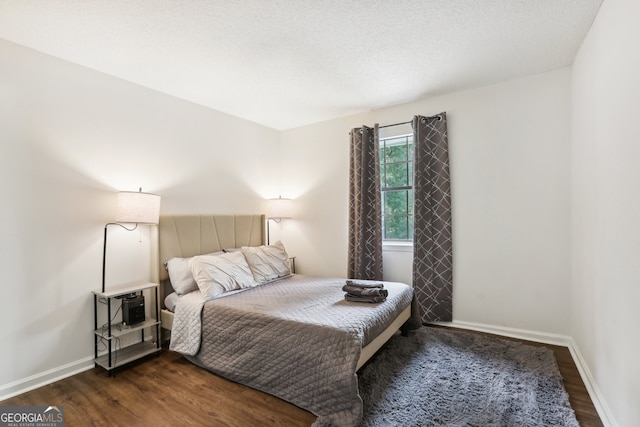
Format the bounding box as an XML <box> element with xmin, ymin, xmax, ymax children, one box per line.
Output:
<box><xmin>358</xmin><ymin>327</ymin><xmax>579</xmax><ymax>427</ymax></box>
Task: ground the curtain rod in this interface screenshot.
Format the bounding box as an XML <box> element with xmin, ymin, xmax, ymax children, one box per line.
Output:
<box><xmin>349</xmin><ymin>114</ymin><xmax>443</xmax><ymax>134</ymax></box>
<box><xmin>379</xmin><ymin>114</ymin><xmax>443</xmax><ymax>129</ymax></box>
<box><xmin>378</xmin><ymin>120</ymin><xmax>411</xmax><ymax>129</ymax></box>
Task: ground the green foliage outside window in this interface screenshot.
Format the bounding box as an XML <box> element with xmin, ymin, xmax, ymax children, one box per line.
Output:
<box><xmin>380</xmin><ymin>135</ymin><xmax>414</xmax><ymax>240</ymax></box>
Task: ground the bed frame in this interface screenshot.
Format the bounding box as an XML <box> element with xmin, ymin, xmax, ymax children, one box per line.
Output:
<box><xmin>152</xmin><ymin>214</ymin><xmax>411</xmax><ymax>370</ymax></box>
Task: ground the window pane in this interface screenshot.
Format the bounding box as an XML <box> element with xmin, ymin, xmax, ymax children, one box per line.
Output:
<box><xmin>385</xmin><ymin>163</ymin><xmax>408</xmax><ymax>188</ymax></box>
<box><xmin>408</xmin><ymin>161</ymin><xmax>414</xmax><ymax>186</ymax></box>
<box><xmin>380</xmin><ymin>135</ymin><xmax>414</xmax><ymax>242</ymax></box>
<box><xmin>408</xmin><ymin>215</ymin><xmax>414</xmax><ymax>238</ymax></box>
<box><xmin>385</xmin><ymin>143</ymin><xmax>407</xmax><ymax>163</ymax></box>
<box><xmin>385</xmin><ymin>215</ymin><xmax>409</xmax><ymax>240</ymax></box>
<box><xmin>408</xmin><ymin>190</ymin><xmax>413</xmax><ymax>214</ymax></box>
<box><xmin>385</xmin><ymin>136</ymin><xmax>407</xmax><ymax>146</ymax></box>
<box><xmin>384</xmin><ymin>190</ymin><xmax>409</xmax><ymax>215</ymax></box>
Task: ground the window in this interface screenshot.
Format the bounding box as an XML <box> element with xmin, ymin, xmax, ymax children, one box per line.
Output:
<box><xmin>379</xmin><ymin>134</ymin><xmax>413</xmax><ymax>241</ymax></box>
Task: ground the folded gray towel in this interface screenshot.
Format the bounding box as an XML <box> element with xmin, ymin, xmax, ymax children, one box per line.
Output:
<box><xmin>342</xmin><ymin>285</ymin><xmax>388</xmax><ymax>297</ymax></box>
<box><xmin>345</xmin><ymin>280</ymin><xmax>384</xmax><ymax>289</ymax></box>
<box><xmin>344</xmin><ymin>294</ymin><xmax>387</xmax><ymax>303</ymax></box>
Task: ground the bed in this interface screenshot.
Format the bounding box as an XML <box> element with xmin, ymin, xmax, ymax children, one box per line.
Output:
<box><xmin>153</xmin><ymin>214</ymin><xmax>414</xmax><ymax>426</ymax></box>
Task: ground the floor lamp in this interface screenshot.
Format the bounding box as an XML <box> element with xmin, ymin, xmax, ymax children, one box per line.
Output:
<box><xmin>102</xmin><ymin>188</ymin><xmax>161</xmax><ymax>293</ymax></box>
<box><xmin>266</xmin><ymin>196</ymin><xmax>292</xmax><ymax>245</ymax></box>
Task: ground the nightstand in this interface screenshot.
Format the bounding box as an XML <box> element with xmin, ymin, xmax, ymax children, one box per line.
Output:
<box><xmin>92</xmin><ymin>281</ymin><xmax>161</xmax><ymax>375</ymax></box>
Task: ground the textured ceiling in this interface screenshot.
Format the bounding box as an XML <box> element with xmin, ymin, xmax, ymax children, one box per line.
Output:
<box><xmin>0</xmin><ymin>0</ymin><xmax>602</xmax><ymax>130</ymax></box>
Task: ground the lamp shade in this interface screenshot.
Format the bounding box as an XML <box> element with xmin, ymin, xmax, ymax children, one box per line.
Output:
<box><xmin>267</xmin><ymin>196</ymin><xmax>293</xmax><ymax>219</ymax></box>
<box><xmin>115</xmin><ymin>190</ymin><xmax>161</xmax><ymax>224</ymax></box>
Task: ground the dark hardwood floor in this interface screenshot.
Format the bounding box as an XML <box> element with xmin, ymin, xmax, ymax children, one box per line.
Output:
<box><xmin>2</xmin><ymin>326</ymin><xmax>602</xmax><ymax>426</ymax></box>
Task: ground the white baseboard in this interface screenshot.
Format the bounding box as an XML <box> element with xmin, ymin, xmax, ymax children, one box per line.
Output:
<box><xmin>430</xmin><ymin>320</ymin><xmax>572</xmax><ymax>346</ymax></box>
<box><xmin>567</xmin><ymin>337</ymin><xmax>618</xmax><ymax>427</ymax></box>
<box><xmin>0</xmin><ymin>356</ymin><xmax>94</xmax><ymax>402</ymax></box>
<box><xmin>428</xmin><ymin>320</ymin><xmax>617</xmax><ymax>427</ymax></box>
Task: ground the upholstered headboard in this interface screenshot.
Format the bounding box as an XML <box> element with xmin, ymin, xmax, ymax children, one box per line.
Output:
<box><xmin>154</xmin><ymin>214</ymin><xmax>265</xmax><ymax>303</ymax></box>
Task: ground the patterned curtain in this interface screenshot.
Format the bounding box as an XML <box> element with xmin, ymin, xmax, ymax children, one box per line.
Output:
<box><xmin>412</xmin><ymin>113</ymin><xmax>452</xmax><ymax>322</ymax></box>
<box><xmin>348</xmin><ymin>124</ymin><xmax>383</xmax><ymax>280</ymax></box>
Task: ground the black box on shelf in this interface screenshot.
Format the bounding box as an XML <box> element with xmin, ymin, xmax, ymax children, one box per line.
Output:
<box><xmin>122</xmin><ymin>295</ymin><xmax>145</xmax><ymax>326</ymax></box>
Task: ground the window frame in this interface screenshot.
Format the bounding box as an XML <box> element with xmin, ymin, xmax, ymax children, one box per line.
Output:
<box><xmin>379</xmin><ymin>132</ymin><xmax>414</xmax><ymax>243</ymax></box>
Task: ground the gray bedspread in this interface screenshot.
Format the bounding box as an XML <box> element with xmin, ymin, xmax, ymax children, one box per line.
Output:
<box><xmin>171</xmin><ymin>274</ymin><xmax>413</xmax><ymax>427</ymax></box>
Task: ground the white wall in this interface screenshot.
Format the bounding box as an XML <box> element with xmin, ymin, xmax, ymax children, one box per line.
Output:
<box><xmin>281</xmin><ymin>68</ymin><xmax>572</xmax><ymax>335</ymax></box>
<box><xmin>571</xmin><ymin>0</ymin><xmax>640</xmax><ymax>425</ymax></box>
<box><xmin>0</xmin><ymin>39</ymin><xmax>280</xmax><ymax>395</ymax></box>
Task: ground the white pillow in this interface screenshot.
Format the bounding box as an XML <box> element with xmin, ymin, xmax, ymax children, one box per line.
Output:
<box><xmin>164</xmin><ymin>292</ymin><xmax>179</xmax><ymax>312</ymax></box>
<box><xmin>165</xmin><ymin>251</ymin><xmax>223</xmax><ymax>295</ymax></box>
<box><xmin>241</xmin><ymin>241</ymin><xmax>291</xmax><ymax>284</ymax></box>
<box><xmin>189</xmin><ymin>251</ymin><xmax>258</xmax><ymax>299</ymax></box>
